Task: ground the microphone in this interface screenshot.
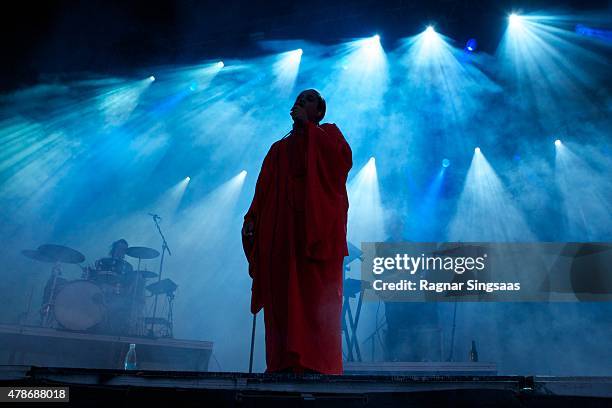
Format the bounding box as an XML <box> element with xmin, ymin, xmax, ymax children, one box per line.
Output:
<box><xmin>148</xmin><ymin>212</ymin><xmax>162</xmax><ymax>221</ymax></box>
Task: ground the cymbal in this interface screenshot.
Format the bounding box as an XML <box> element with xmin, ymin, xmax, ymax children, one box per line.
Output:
<box><xmin>126</xmin><ymin>246</ymin><xmax>160</xmax><ymax>259</ymax></box>
<box><xmin>21</xmin><ymin>249</ymin><xmax>56</xmax><ymax>263</ymax></box>
<box><xmin>37</xmin><ymin>244</ymin><xmax>85</xmax><ymax>264</ymax></box>
<box><xmin>134</xmin><ymin>270</ymin><xmax>159</xmax><ymax>279</ymax></box>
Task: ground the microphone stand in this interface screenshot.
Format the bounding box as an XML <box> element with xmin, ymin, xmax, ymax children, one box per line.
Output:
<box><xmin>148</xmin><ymin>214</ymin><xmax>171</xmax><ymax>337</ymax></box>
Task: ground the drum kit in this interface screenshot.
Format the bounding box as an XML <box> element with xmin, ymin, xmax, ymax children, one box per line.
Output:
<box><xmin>21</xmin><ymin>243</ymin><xmax>177</xmax><ymax>337</ymax></box>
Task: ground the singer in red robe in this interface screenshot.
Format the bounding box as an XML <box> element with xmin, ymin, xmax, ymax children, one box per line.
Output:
<box><xmin>242</xmin><ymin>89</ymin><xmax>352</xmax><ymax>374</ymax></box>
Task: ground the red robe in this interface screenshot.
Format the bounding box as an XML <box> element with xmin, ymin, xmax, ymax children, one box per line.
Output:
<box><xmin>243</xmin><ymin>122</ymin><xmax>352</xmax><ymax>374</ymax></box>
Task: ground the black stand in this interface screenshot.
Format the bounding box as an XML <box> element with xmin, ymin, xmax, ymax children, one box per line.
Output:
<box><xmin>40</xmin><ymin>263</ymin><xmax>62</xmax><ymax>327</ymax></box>
<box><xmin>363</xmin><ymin>310</ymin><xmax>387</xmax><ymax>361</ymax></box>
<box><xmin>249</xmin><ymin>313</ymin><xmax>256</xmax><ymax>373</ymax></box>
<box><xmin>341</xmin><ymin>243</ymin><xmax>364</xmax><ymax>362</ymax></box>
<box><xmin>148</xmin><ymin>214</ymin><xmax>171</xmax><ymax>337</ymax></box>
<box><xmin>342</xmin><ymin>267</ymin><xmax>364</xmax><ymax>362</ymax></box>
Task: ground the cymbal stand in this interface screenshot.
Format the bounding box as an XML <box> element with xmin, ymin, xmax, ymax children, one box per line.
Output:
<box><xmin>166</xmin><ymin>291</ymin><xmax>174</xmax><ymax>338</ymax></box>
<box><xmin>130</xmin><ymin>256</ymin><xmax>144</xmax><ymax>336</ymax></box>
<box><xmin>17</xmin><ymin>287</ymin><xmax>35</xmax><ymax>326</ymax></box>
<box><xmin>148</xmin><ymin>214</ymin><xmax>171</xmax><ymax>337</ymax></box>
<box><xmin>40</xmin><ymin>262</ymin><xmax>62</xmax><ymax>327</ymax></box>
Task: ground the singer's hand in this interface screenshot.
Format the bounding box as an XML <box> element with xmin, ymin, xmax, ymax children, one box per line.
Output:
<box><xmin>242</xmin><ymin>219</ymin><xmax>255</xmax><ymax>240</ymax></box>
<box><xmin>290</xmin><ymin>105</ymin><xmax>308</xmax><ymax>127</ymax></box>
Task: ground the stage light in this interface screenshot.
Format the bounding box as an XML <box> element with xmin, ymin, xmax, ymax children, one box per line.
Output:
<box><xmin>273</xmin><ymin>49</ymin><xmax>303</xmax><ymax>94</ymax></box>
<box><xmin>288</xmin><ymin>48</ymin><xmax>303</xmax><ymax>61</ymax></box>
<box><xmin>363</xmin><ymin>34</ymin><xmax>382</xmax><ymax>51</ymax></box>
<box><xmin>335</xmin><ymin>34</ymin><xmax>388</xmax><ymax>112</ymax></box>
<box><xmin>423</xmin><ymin>25</ymin><xmax>439</xmax><ymax>42</ymax></box>
<box><xmin>357</xmin><ymin>34</ymin><xmax>385</xmax><ymax>60</ymax></box>
<box><xmin>347</xmin><ymin>155</ymin><xmax>385</xmax><ymax>243</ymax></box>
<box><xmin>185</xmin><ymin>176</ymin><xmax>191</xmax><ymax>181</ymax></box>
<box><xmin>555</xmin><ymin>139</ymin><xmax>562</xmax><ymax>146</ymax></box>
<box><xmin>465</xmin><ymin>38</ymin><xmax>477</xmax><ymax>52</ymax></box>
<box><xmin>217</xmin><ymin>61</ymin><xmax>224</xmax><ymax>68</ymax></box>
<box><xmin>101</xmin><ymin>78</ymin><xmax>154</xmax><ymax>126</ymax></box>
<box><xmin>475</xmin><ymin>147</ymin><xmax>481</xmax><ymax>153</ymax></box>
<box><xmin>368</xmin><ymin>35</ymin><xmax>379</xmax><ymax>44</ymax></box>
<box><xmin>442</xmin><ymin>158</ymin><xmax>450</xmax><ymax>168</ymax></box>
<box><xmin>509</xmin><ymin>13</ymin><xmax>522</xmax><ymax>28</ymax></box>
<box><xmin>240</xmin><ymin>170</ymin><xmax>247</xmax><ymax>177</ymax></box>
<box><xmin>449</xmin><ymin>145</ymin><xmax>535</xmax><ymax>241</ymax></box>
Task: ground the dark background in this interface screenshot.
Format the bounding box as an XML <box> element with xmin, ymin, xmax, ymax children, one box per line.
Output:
<box><xmin>3</xmin><ymin>0</ymin><xmax>611</xmax><ymax>91</ymax></box>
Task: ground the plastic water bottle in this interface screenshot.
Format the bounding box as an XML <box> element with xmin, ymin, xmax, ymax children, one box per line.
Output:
<box><xmin>124</xmin><ymin>343</ymin><xmax>138</xmax><ymax>370</ymax></box>
<box><xmin>469</xmin><ymin>340</ymin><xmax>479</xmax><ymax>362</ymax></box>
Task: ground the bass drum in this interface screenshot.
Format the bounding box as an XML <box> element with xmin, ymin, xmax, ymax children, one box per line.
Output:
<box><xmin>54</xmin><ymin>280</ymin><xmax>106</xmax><ymax>331</ymax></box>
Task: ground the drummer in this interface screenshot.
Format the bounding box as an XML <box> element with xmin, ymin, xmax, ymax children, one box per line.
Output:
<box><xmin>91</xmin><ymin>239</ymin><xmax>134</xmax><ymax>284</ymax></box>
<box><xmin>109</xmin><ymin>239</ymin><xmax>129</xmax><ymax>261</ymax></box>
<box><xmin>107</xmin><ymin>239</ymin><xmax>134</xmax><ymax>273</ymax></box>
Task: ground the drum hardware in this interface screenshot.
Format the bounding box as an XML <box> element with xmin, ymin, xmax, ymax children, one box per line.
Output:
<box><xmin>144</xmin><ymin>317</ymin><xmax>169</xmax><ymax>325</ymax></box>
<box><xmin>146</xmin><ymin>213</ymin><xmax>172</xmax><ymax>338</ymax></box>
<box><xmin>144</xmin><ymin>278</ymin><xmax>177</xmax><ymax>338</ymax></box>
<box><xmin>40</xmin><ymin>264</ymin><xmax>64</xmax><ymax>327</ymax></box>
<box><xmin>22</xmin><ymin>230</ymin><xmax>179</xmax><ymax>338</ymax></box>
<box><xmin>143</xmin><ymin>316</ymin><xmax>173</xmax><ymax>338</ymax></box>
<box><xmin>127</xmin><ymin>265</ymin><xmax>146</xmax><ymax>336</ymax></box>
<box><xmin>17</xmin><ymin>286</ymin><xmax>36</xmax><ymax>326</ymax></box>
<box><xmin>144</xmin><ymin>280</ymin><xmax>176</xmax><ymax>338</ymax></box>
<box><xmin>144</xmin><ymin>318</ymin><xmax>172</xmax><ymax>338</ymax></box>
<box><xmin>126</xmin><ymin>269</ymin><xmax>157</xmax><ymax>336</ymax></box>
<box><xmin>21</xmin><ymin>248</ymin><xmax>61</xmax><ymax>326</ymax></box>
<box><xmin>21</xmin><ymin>244</ymin><xmax>87</xmax><ymax>327</ymax></box>
<box><xmin>135</xmin><ymin>270</ymin><xmax>159</xmax><ymax>279</ymax></box>
<box><xmin>124</xmin><ymin>246</ymin><xmax>160</xmax><ymax>337</ymax></box>
<box><xmin>90</xmin><ymin>257</ymin><xmax>133</xmax><ymax>286</ymax></box>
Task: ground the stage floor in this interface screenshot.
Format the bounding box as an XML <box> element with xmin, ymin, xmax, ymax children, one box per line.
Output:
<box><xmin>1</xmin><ymin>365</ymin><xmax>611</xmax><ymax>407</ymax></box>
<box><xmin>0</xmin><ymin>324</ymin><xmax>213</xmax><ymax>372</ymax></box>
